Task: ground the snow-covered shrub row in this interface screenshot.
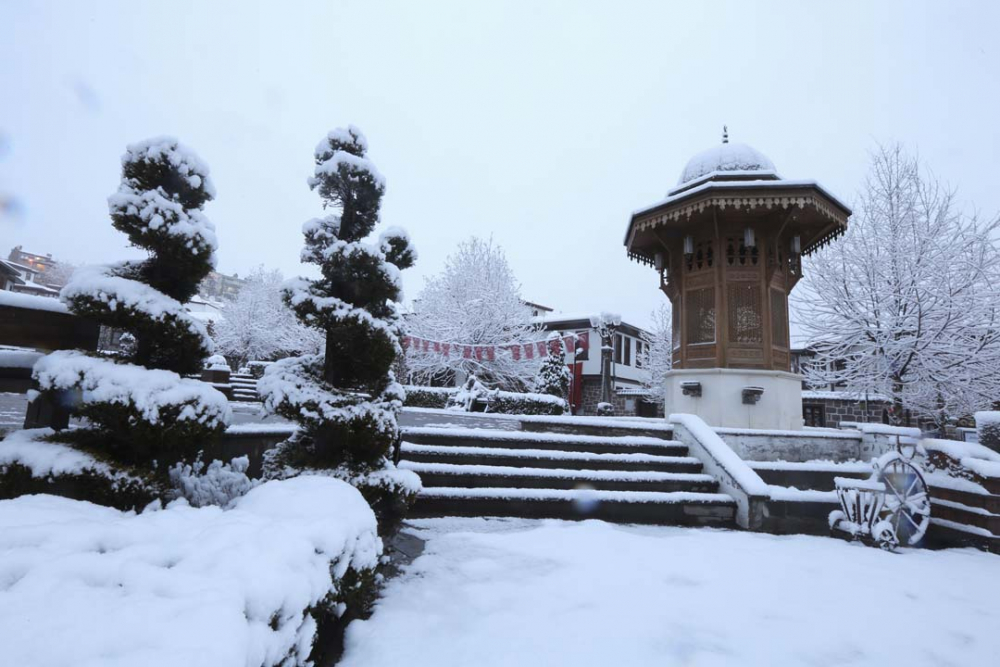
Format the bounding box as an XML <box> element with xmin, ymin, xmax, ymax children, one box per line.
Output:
<box><xmin>488</xmin><ymin>389</ymin><xmax>567</xmax><ymax>416</ymax></box>
<box><xmin>975</xmin><ymin>411</ymin><xmax>1000</xmax><ymax>453</ymax></box>
<box><xmin>0</xmin><ymin>429</ymin><xmax>161</xmax><ymax>510</ymax></box>
<box><xmin>257</xmin><ymin>125</ymin><xmax>418</xmax><ymax>535</ymax></box>
<box><xmin>400</xmin><ymin>384</ymin><xmax>567</xmax><ymax>415</ymax></box>
<box><xmin>0</xmin><ymin>476</ymin><xmax>381</xmax><ymax>667</ymax></box>
<box><xmin>401</xmin><ymin>385</ymin><xmax>453</xmax><ymax>409</ymax></box>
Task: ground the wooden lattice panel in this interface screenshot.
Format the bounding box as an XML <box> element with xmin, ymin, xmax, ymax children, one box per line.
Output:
<box><xmin>727</xmin><ymin>282</ymin><xmax>762</xmax><ymax>344</ymax></box>
<box><xmin>685</xmin><ymin>287</ymin><xmax>716</xmax><ymax>345</ymax></box>
<box><xmin>770</xmin><ymin>288</ymin><xmax>788</xmax><ymax>348</ymax></box>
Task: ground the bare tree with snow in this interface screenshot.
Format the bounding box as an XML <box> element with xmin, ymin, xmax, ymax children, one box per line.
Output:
<box><xmin>794</xmin><ymin>143</ymin><xmax>1000</xmax><ymax>425</ymax></box>
<box><xmin>406</xmin><ymin>237</ymin><xmax>541</xmax><ymax>390</ymax></box>
<box><xmin>213</xmin><ymin>265</ymin><xmax>323</xmax><ymax>369</ymax></box>
<box><xmin>638</xmin><ymin>302</ymin><xmax>672</xmax><ymax>402</ymax></box>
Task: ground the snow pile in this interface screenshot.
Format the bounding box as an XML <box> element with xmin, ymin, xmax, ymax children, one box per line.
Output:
<box><xmin>0</xmin><ymin>476</ymin><xmax>381</xmax><ymax>667</ymax></box>
<box><xmin>205</xmin><ymin>354</ymin><xmax>229</xmax><ymax>371</ymax></box>
<box><xmin>341</xmin><ymin>518</ymin><xmax>1000</xmax><ymax>667</ymax></box>
<box><xmin>34</xmin><ymin>350</ymin><xmax>231</xmax><ymax>429</ymax></box>
<box><xmin>0</xmin><ymin>290</ymin><xmax>69</xmax><ymax>313</ymax></box>
<box><xmin>0</xmin><ymin>348</ymin><xmax>43</xmax><ymax>369</ymax></box>
<box><xmin>675</xmin><ymin>141</ymin><xmax>777</xmax><ymax>188</ymax></box>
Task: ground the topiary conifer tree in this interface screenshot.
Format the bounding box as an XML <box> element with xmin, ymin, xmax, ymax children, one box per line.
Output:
<box><xmin>258</xmin><ymin>126</ymin><xmax>419</xmax><ymax>531</ymax></box>
<box><xmin>32</xmin><ymin>137</ymin><xmax>230</xmax><ymax>472</ymax></box>
<box><xmin>534</xmin><ymin>332</ymin><xmax>571</xmax><ymax>399</ymax></box>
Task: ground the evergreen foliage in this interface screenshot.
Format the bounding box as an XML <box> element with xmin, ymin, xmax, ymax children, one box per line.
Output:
<box><xmin>534</xmin><ymin>333</ymin><xmax>571</xmax><ymax>399</ymax></box>
<box><xmin>258</xmin><ymin>126</ymin><xmax>419</xmax><ymax>530</ymax></box>
<box><xmin>32</xmin><ymin>138</ymin><xmax>229</xmax><ymax>473</ymax></box>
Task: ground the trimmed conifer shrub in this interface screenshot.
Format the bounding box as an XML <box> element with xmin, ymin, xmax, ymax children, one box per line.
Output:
<box><xmin>259</xmin><ymin>126</ymin><xmax>420</xmax><ymax>533</ymax></box>
<box><xmin>29</xmin><ymin>138</ymin><xmax>230</xmax><ymax>480</ymax></box>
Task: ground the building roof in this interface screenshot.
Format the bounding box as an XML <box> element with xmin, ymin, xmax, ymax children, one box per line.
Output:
<box><xmin>674</xmin><ymin>141</ymin><xmax>778</xmax><ymax>192</ymax></box>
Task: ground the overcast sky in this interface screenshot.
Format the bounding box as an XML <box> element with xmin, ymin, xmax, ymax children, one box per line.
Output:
<box><xmin>2</xmin><ymin>1</ymin><xmax>999</xmax><ymax>328</ymax></box>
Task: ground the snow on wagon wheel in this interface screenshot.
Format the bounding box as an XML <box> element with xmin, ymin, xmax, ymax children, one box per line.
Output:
<box><xmin>877</xmin><ymin>454</ymin><xmax>931</xmax><ymax>547</ymax></box>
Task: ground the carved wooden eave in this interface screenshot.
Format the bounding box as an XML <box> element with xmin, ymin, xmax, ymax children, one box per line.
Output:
<box><xmin>624</xmin><ymin>181</ymin><xmax>851</xmax><ymax>264</ymax></box>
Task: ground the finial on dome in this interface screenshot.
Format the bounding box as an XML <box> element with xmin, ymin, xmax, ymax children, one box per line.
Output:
<box><xmin>722</xmin><ymin>125</ymin><xmax>729</xmax><ymax>144</ymax></box>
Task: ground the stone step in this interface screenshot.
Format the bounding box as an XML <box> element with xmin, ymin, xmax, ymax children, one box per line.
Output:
<box><xmin>401</xmin><ymin>427</ymin><xmax>688</xmax><ymax>457</ymax></box>
<box><xmin>930</xmin><ymin>498</ymin><xmax>1000</xmax><ymax>536</ymax></box>
<box><xmin>401</xmin><ymin>461</ymin><xmax>720</xmax><ymax>493</ymax></box>
<box><xmin>410</xmin><ymin>487</ymin><xmax>736</xmax><ymax>526</ymax></box>
<box><xmin>519</xmin><ymin>417</ymin><xmax>674</xmax><ymax>440</ymax></box>
<box><xmin>749</xmin><ymin>462</ymin><xmax>871</xmax><ymax>492</ymax></box>
<box><xmin>400</xmin><ymin>442</ymin><xmax>704</xmax><ymax>473</ymax></box>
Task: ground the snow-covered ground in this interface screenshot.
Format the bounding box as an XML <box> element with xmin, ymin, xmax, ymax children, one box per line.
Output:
<box><xmin>342</xmin><ymin>518</ymin><xmax>1000</xmax><ymax>667</ymax></box>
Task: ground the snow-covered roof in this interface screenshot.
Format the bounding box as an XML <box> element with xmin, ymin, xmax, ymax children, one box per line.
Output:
<box><xmin>674</xmin><ymin>141</ymin><xmax>777</xmax><ymax>191</ymax></box>
<box><xmin>632</xmin><ymin>178</ymin><xmax>851</xmax><ymax>220</ymax></box>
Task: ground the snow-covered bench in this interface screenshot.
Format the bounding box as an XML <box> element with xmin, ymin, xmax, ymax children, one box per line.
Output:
<box><xmin>0</xmin><ymin>291</ymin><xmax>100</xmax><ymax>428</ymax></box>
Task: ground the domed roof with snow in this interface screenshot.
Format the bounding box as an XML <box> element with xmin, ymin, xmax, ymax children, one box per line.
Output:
<box><xmin>674</xmin><ymin>140</ymin><xmax>777</xmax><ymax>191</ymax></box>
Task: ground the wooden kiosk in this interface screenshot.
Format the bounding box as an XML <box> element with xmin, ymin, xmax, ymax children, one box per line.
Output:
<box><xmin>624</xmin><ymin>132</ymin><xmax>851</xmax><ymax>429</ymax></box>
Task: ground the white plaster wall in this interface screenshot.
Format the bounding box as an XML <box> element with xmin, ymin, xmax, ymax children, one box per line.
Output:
<box><xmin>715</xmin><ymin>429</ymin><xmax>863</xmax><ymax>462</ymax></box>
<box><xmin>664</xmin><ymin>368</ymin><xmax>805</xmax><ymax>430</ymax></box>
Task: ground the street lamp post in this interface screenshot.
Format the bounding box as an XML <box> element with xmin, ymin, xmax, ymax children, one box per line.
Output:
<box><xmin>590</xmin><ymin>312</ymin><xmax>622</xmax><ymax>415</ymax></box>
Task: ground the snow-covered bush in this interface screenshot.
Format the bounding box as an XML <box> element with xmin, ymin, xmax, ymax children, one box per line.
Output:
<box><xmin>401</xmin><ymin>385</ymin><xmax>453</xmax><ymax>409</ymax></box>
<box><xmin>19</xmin><ymin>138</ymin><xmax>229</xmax><ymax>506</ymax></box>
<box><xmin>534</xmin><ymin>332</ymin><xmax>571</xmax><ymax>399</ymax></box>
<box><xmin>169</xmin><ymin>455</ymin><xmax>255</xmax><ymax>508</ymax></box>
<box><xmin>975</xmin><ymin>411</ymin><xmax>1000</xmax><ymax>453</ymax></box>
<box><xmin>258</xmin><ymin>126</ymin><xmax>418</xmax><ymax>534</ymax></box>
<box><xmin>0</xmin><ymin>476</ymin><xmax>382</xmax><ymax>667</ymax></box>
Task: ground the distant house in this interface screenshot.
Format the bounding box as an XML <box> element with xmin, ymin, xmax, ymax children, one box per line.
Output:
<box><xmin>0</xmin><ymin>258</ymin><xmax>60</xmax><ymax>297</ymax></box>
<box><xmin>533</xmin><ymin>311</ymin><xmax>661</xmax><ymax>417</ymax></box>
<box><xmin>199</xmin><ymin>271</ymin><xmax>244</xmax><ymax>301</ymax></box>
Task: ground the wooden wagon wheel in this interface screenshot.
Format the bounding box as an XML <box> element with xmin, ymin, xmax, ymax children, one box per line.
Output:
<box><xmin>878</xmin><ymin>455</ymin><xmax>931</xmax><ymax>547</ymax></box>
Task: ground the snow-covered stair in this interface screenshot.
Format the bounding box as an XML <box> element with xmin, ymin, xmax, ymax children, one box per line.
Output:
<box><xmin>400</xmin><ymin>426</ymin><xmax>736</xmax><ymax>526</ymax></box>
<box><xmin>230</xmin><ymin>373</ymin><xmax>259</xmax><ymax>402</ymax></box>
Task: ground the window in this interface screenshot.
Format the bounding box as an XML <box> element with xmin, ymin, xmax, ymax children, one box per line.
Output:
<box><xmin>623</xmin><ymin>336</ymin><xmax>632</xmax><ymax>366</ymax></box>
<box><xmin>635</xmin><ymin>340</ymin><xmax>644</xmax><ymax>368</ymax></box>
<box><xmin>803</xmin><ymin>404</ymin><xmax>825</xmax><ymax>428</ymax></box>
<box><xmin>613</xmin><ymin>334</ymin><xmax>623</xmax><ymax>364</ymax></box>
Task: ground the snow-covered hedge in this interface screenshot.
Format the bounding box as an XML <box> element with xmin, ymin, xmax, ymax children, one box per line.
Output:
<box><xmin>401</xmin><ymin>384</ymin><xmax>567</xmax><ymax>415</ymax></box>
<box><xmin>401</xmin><ymin>385</ymin><xmax>453</xmax><ymax>409</ymax></box>
<box><xmin>975</xmin><ymin>411</ymin><xmax>1000</xmax><ymax>453</ymax></box>
<box><xmin>924</xmin><ymin>437</ymin><xmax>1000</xmax><ymax>482</ymax></box>
<box><xmin>0</xmin><ymin>476</ymin><xmax>381</xmax><ymax>667</ymax></box>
